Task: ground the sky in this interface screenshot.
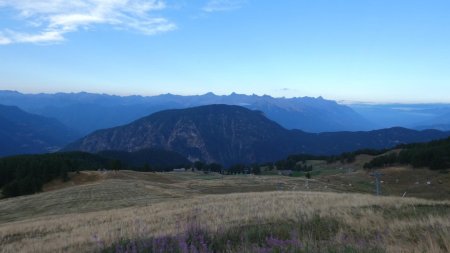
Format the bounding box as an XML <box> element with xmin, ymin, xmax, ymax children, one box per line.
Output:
<box><xmin>0</xmin><ymin>0</ymin><xmax>450</xmax><ymax>103</ymax></box>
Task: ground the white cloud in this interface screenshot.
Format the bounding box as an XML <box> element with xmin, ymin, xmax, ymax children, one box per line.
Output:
<box><xmin>203</xmin><ymin>0</ymin><xmax>246</xmax><ymax>12</ymax></box>
<box><xmin>0</xmin><ymin>35</ymin><xmax>12</xmax><ymax>45</ymax></box>
<box><xmin>0</xmin><ymin>0</ymin><xmax>176</xmax><ymax>45</ymax></box>
<box><xmin>12</xmin><ymin>30</ymin><xmax>65</xmax><ymax>44</ymax></box>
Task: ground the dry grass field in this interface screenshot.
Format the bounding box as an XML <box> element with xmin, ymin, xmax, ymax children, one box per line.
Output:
<box><xmin>0</xmin><ymin>168</ymin><xmax>449</xmax><ymax>252</ymax></box>
<box><xmin>0</xmin><ymin>171</ymin><xmax>330</xmax><ymax>223</ymax></box>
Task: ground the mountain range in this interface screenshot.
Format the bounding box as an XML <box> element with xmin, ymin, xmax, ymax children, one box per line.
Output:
<box><xmin>0</xmin><ymin>104</ymin><xmax>78</xmax><ymax>157</ymax></box>
<box><xmin>2</xmin><ymin>90</ymin><xmax>450</xmax><ymax>161</ymax></box>
<box><xmin>65</xmin><ymin>105</ymin><xmax>450</xmax><ymax>166</ymax></box>
<box><xmin>0</xmin><ymin>90</ymin><xmax>372</xmax><ymax>135</ymax></box>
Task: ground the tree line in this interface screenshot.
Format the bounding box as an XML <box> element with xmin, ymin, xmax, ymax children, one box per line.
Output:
<box><xmin>0</xmin><ymin>152</ymin><xmax>108</xmax><ymax>198</ymax></box>
<box><xmin>364</xmin><ymin>137</ymin><xmax>450</xmax><ymax>170</ymax></box>
<box><xmin>0</xmin><ymin>151</ymin><xmax>190</xmax><ymax>198</ymax></box>
<box><xmin>3</xmin><ymin>138</ymin><xmax>448</xmax><ymax>198</ymax></box>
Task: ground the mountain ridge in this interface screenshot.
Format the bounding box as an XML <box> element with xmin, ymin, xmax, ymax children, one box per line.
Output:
<box><xmin>0</xmin><ymin>104</ymin><xmax>79</xmax><ymax>157</ymax></box>
<box><xmin>65</xmin><ymin>104</ymin><xmax>450</xmax><ymax>166</ymax></box>
<box><xmin>0</xmin><ymin>90</ymin><xmax>372</xmax><ymax>134</ymax></box>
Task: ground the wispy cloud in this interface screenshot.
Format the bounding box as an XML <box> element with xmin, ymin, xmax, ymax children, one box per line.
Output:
<box><xmin>0</xmin><ymin>0</ymin><xmax>176</xmax><ymax>45</ymax></box>
<box><xmin>202</xmin><ymin>0</ymin><xmax>246</xmax><ymax>12</ymax></box>
<box><xmin>0</xmin><ymin>33</ymin><xmax>12</xmax><ymax>45</ymax></box>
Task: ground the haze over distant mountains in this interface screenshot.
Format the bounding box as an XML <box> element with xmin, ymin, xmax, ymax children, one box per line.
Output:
<box><xmin>0</xmin><ymin>104</ymin><xmax>78</xmax><ymax>157</ymax></box>
<box><xmin>2</xmin><ymin>91</ymin><xmax>450</xmax><ymax>137</ymax></box>
<box><xmin>0</xmin><ymin>90</ymin><xmax>372</xmax><ymax>135</ymax></box>
<box><xmin>2</xmin><ymin>90</ymin><xmax>450</xmax><ymax>160</ymax></box>
<box><xmin>349</xmin><ymin>103</ymin><xmax>450</xmax><ymax>131</ymax></box>
<box><xmin>65</xmin><ymin>105</ymin><xmax>450</xmax><ymax>166</ymax></box>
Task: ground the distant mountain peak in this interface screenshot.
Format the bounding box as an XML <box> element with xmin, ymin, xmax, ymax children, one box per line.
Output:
<box><xmin>0</xmin><ymin>90</ymin><xmax>372</xmax><ymax>134</ymax></box>
<box><xmin>65</xmin><ymin>104</ymin><xmax>450</xmax><ymax>166</ymax></box>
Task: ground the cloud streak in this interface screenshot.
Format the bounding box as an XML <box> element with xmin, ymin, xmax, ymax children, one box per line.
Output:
<box><xmin>0</xmin><ymin>0</ymin><xmax>176</xmax><ymax>45</ymax></box>
<box><xmin>203</xmin><ymin>0</ymin><xmax>246</xmax><ymax>12</ymax></box>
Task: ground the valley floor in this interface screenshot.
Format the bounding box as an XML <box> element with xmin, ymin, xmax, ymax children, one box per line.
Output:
<box><xmin>0</xmin><ymin>170</ymin><xmax>449</xmax><ymax>252</ymax></box>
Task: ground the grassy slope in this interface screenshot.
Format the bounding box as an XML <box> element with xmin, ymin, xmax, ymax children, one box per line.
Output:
<box><xmin>288</xmin><ymin>153</ymin><xmax>450</xmax><ymax>200</ymax></box>
<box><xmin>0</xmin><ymin>169</ymin><xmax>449</xmax><ymax>252</ymax></box>
<box><xmin>0</xmin><ymin>171</ymin><xmax>329</xmax><ymax>223</ymax></box>
<box><xmin>0</xmin><ymin>190</ymin><xmax>448</xmax><ymax>253</ymax></box>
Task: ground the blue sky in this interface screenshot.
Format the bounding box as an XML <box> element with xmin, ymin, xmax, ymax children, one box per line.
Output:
<box><xmin>0</xmin><ymin>0</ymin><xmax>450</xmax><ymax>103</ymax></box>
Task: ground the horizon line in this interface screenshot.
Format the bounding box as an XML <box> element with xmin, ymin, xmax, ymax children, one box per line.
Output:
<box><xmin>1</xmin><ymin>89</ymin><xmax>450</xmax><ymax>105</ymax></box>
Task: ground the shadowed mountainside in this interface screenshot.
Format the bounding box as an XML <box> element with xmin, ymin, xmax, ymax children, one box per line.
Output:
<box><xmin>0</xmin><ymin>104</ymin><xmax>79</xmax><ymax>157</ymax></box>
<box><xmin>98</xmin><ymin>148</ymin><xmax>190</xmax><ymax>168</ymax></box>
<box><xmin>65</xmin><ymin>105</ymin><xmax>450</xmax><ymax>166</ymax></box>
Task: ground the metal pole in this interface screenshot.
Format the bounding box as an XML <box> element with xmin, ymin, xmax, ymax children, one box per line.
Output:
<box><xmin>370</xmin><ymin>171</ymin><xmax>384</xmax><ymax>196</ymax></box>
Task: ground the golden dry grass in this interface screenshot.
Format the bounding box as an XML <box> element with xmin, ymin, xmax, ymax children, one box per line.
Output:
<box><xmin>0</xmin><ymin>171</ymin><xmax>449</xmax><ymax>253</ymax></box>
<box><xmin>0</xmin><ymin>171</ymin><xmax>332</xmax><ymax>223</ymax></box>
<box><xmin>0</xmin><ymin>192</ymin><xmax>448</xmax><ymax>252</ymax></box>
